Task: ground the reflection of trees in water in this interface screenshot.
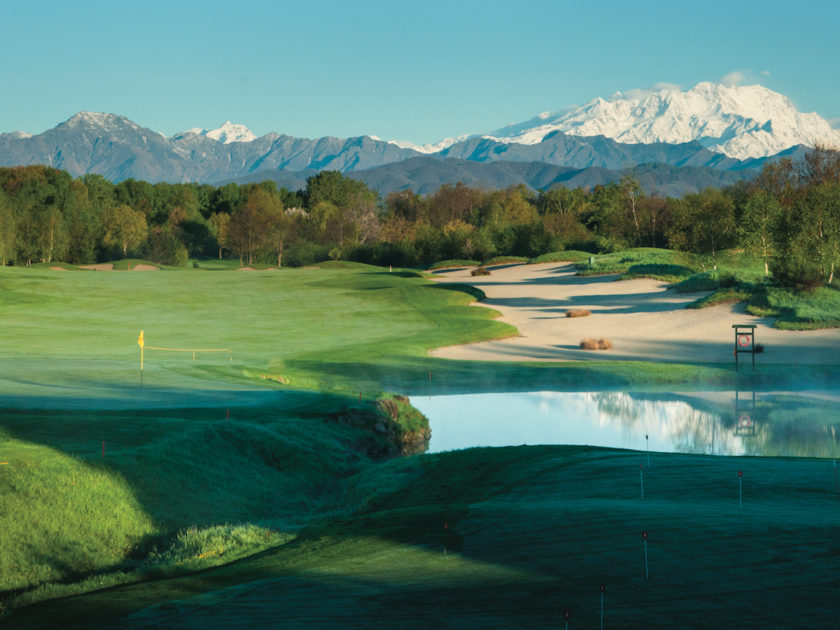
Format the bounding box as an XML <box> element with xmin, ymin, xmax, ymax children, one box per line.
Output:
<box><xmin>591</xmin><ymin>392</ymin><xmax>643</xmax><ymax>425</ymax></box>
<box><xmin>743</xmin><ymin>400</ymin><xmax>839</xmax><ymax>458</ymax></box>
<box><xmin>670</xmin><ymin>407</ymin><xmax>736</xmax><ymax>455</ymax></box>
<box><xmin>586</xmin><ymin>391</ymin><xmax>840</xmax><ymax>458</ymax></box>
<box><xmin>587</xmin><ymin>391</ymin><xmax>741</xmax><ymax>455</ymax></box>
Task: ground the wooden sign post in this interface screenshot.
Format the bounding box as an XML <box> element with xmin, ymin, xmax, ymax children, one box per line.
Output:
<box><xmin>732</xmin><ymin>324</ymin><xmax>757</xmax><ymax>371</ymax></box>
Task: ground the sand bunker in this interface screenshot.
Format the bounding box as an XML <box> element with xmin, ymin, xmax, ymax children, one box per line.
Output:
<box><xmin>130</xmin><ymin>264</ymin><xmax>159</xmax><ymax>271</ymax></box>
<box><xmin>49</xmin><ymin>266</ymin><xmax>66</xmax><ymax>271</ymax></box>
<box><xmin>79</xmin><ymin>263</ymin><xmax>114</xmax><ymax>271</ymax></box>
<box><xmin>429</xmin><ymin>262</ymin><xmax>840</xmax><ymax>365</ymax></box>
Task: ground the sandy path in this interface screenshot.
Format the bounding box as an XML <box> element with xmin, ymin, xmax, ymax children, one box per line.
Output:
<box><xmin>429</xmin><ymin>262</ymin><xmax>840</xmax><ymax>365</ymax></box>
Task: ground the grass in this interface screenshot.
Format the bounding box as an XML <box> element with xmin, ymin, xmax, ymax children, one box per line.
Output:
<box><xmin>1</xmin><ymin>255</ymin><xmax>839</xmax><ymax>625</ymax></box>
<box><xmin>748</xmin><ymin>285</ymin><xmax>840</xmax><ymax>330</ymax></box>
<box><xmin>575</xmin><ymin>248</ymin><xmax>693</xmax><ymax>276</ymax></box>
<box><xmin>426</xmin><ymin>259</ymin><xmax>481</xmax><ymax>270</ymax></box>
<box><xmin>8</xmin><ymin>446</ymin><xmax>840</xmax><ymax>628</ymax></box>
<box><xmin>529</xmin><ymin>250</ymin><xmax>593</xmax><ymax>264</ymax></box>
<box><xmin>482</xmin><ymin>255</ymin><xmax>529</xmax><ymax>265</ymax></box>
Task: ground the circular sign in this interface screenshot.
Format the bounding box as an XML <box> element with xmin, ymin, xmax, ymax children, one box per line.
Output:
<box><xmin>642</xmin><ymin>530</ymin><xmax>648</xmax><ymax>540</ymax></box>
<box><xmin>737</xmin><ymin>334</ymin><xmax>752</xmax><ymax>348</ymax></box>
<box><xmin>738</xmin><ymin>414</ymin><xmax>752</xmax><ymax>428</ymax></box>
<box><xmin>738</xmin><ymin>470</ymin><xmax>743</xmax><ymax>478</ymax></box>
<box><xmin>564</xmin><ymin>610</ymin><xmax>570</xmax><ymax>621</ymax></box>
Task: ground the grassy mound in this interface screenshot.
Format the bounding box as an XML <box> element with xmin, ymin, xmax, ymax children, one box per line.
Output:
<box><xmin>9</xmin><ymin>446</ymin><xmax>840</xmax><ymax>629</ymax></box>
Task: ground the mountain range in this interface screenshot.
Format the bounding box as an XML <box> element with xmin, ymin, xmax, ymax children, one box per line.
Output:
<box><xmin>0</xmin><ymin>82</ymin><xmax>836</xmax><ymax>195</ymax></box>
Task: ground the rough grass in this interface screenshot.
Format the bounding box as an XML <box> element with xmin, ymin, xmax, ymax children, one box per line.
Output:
<box><xmin>576</xmin><ymin>248</ymin><xmax>693</xmax><ymax>276</ymax></box>
<box><xmin>426</xmin><ymin>259</ymin><xmax>481</xmax><ymax>270</ymax></box>
<box><xmin>688</xmin><ymin>288</ymin><xmax>752</xmax><ymax>309</ymax></box>
<box><xmin>750</xmin><ymin>285</ymin><xmax>840</xmax><ymax>330</ymax></box>
<box><xmin>482</xmin><ymin>255</ymin><xmax>528</xmax><ymax>265</ymax></box>
<box><xmin>529</xmin><ymin>250</ymin><xmax>593</xmax><ymax>264</ymax></box>
<box><xmin>621</xmin><ymin>263</ymin><xmax>695</xmax><ymax>282</ymax></box>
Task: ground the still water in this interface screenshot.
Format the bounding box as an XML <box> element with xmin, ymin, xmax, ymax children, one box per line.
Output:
<box><xmin>411</xmin><ymin>390</ymin><xmax>840</xmax><ymax>458</ymax></box>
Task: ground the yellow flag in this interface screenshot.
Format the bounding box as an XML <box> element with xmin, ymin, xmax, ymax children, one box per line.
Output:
<box><xmin>138</xmin><ymin>330</ymin><xmax>144</xmax><ymax>349</ymax></box>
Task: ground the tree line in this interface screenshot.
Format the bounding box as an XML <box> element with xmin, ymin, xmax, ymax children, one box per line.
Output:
<box><xmin>1</xmin><ymin>147</ymin><xmax>838</xmax><ymax>288</ymax></box>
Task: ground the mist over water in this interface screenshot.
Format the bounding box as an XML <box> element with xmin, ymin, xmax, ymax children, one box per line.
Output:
<box><xmin>412</xmin><ymin>390</ymin><xmax>840</xmax><ymax>459</ymax></box>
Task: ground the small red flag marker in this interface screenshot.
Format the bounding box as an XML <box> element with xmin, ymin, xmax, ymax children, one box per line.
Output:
<box><xmin>563</xmin><ymin>609</ymin><xmax>570</xmax><ymax>630</ymax></box>
<box><xmin>645</xmin><ymin>433</ymin><xmax>650</xmax><ymax>467</ymax></box>
<box><xmin>642</xmin><ymin>530</ymin><xmax>649</xmax><ymax>579</ymax></box>
<box><xmin>738</xmin><ymin>470</ymin><xmax>743</xmax><ymax>509</ymax></box>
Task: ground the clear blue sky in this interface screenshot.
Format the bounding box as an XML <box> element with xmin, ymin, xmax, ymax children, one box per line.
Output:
<box><xmin>2</xmin><ymin>0</ymin><xmax>838</xmax><ymax>144</ymax></box>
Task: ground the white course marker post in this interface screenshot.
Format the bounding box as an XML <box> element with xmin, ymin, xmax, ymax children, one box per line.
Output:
<box><xmin>599</xmin><ymin>581</ymin><xmax>605</xmax><ymax>630</ymax></box>
<box><xmin>738</xmin><ymin>470</ymin><xmax>743</xmax><ymax>509</ymax></box>
<box><xmin>640</xmin><ymin>464</ymin><xmax>645</xmax><ymax>500</ymax></box>
<box><xmin>642</xmin><ymin>530</ymin><xmax>649</xmax><ymax>579</ymax></box>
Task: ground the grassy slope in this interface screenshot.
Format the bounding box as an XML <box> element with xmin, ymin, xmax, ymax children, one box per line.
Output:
<box><xmin>1</xmin><ymin>261</ymin><xmax>839</xmax><ymax>625</ymax></box>
<box><xmin>8</xmin><ymin>446</ymin><xmax>840</xmax><ymax>629</ymax></box>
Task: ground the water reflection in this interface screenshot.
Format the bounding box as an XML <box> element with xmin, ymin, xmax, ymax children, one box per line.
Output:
<box><xmin>412</xmin><ymin>390</ymin><xmax>840</xmax><ymax>459</ymax></box>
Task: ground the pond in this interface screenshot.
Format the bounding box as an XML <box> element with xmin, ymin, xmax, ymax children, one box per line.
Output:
<box><xmin>411</xmin><ymin>390</ymin><xmax>840</xmax><ymax>459</ymax></box>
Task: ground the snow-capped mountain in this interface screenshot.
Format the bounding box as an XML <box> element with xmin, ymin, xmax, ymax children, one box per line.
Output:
<box><xmin>0</xmin><ymin>81</ymin><xmax>830</xmax><ymax>188</ymax></box>
<box><xmin>177</xmin><ymin>121</ymin><xmax>257</xmax><ymax>144</ymax></box>
<box><xmin>487</xmin><ymin>82</ymin><xmax>840</xmax><ymax>160</ymax></box>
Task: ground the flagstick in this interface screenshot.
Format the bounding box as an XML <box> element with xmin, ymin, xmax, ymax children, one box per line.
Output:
<box><xmin>640</xmin><ymin>464</ymin><xmax>645</xmax><ymax>500</ymax></box>
<box><xmin>833</xmin><ymin>427</ymin><xmax>837</xmax><ymax>492</ymax></box>
<box><xmin>646</xmin><ymin>434</ymin><xmax>650</xmax><ymax>467</ymax></box>
<box><xmin>738</xmin><ymin>470</ymin><xmax>743</xmax><ymax>509</ymax></box>
<box><xmin>642</xmin><ymin>531</ymin><xmax>649</xmax><ymax>579</ymax></box>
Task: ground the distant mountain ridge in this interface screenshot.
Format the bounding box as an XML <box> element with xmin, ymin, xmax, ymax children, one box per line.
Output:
<box><xmin>410</xmin><ymin>82</ymin><xmax>840</xmax><ymax>160</ymax></box>
<box><xmin>227</xmin><ymin>157</ymin><xmax>753</xmax><ymax>197</ymax></box>
<box><xmin>0</xmin><ymin>81</ymin><xmax>833</xmax><ymax>192</ymax></box>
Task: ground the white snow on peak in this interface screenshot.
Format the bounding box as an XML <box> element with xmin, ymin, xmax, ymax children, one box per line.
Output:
<box><xmin>62</xmin><ymin>111</ymin><xmax>138</xmax><ymax>132</ymax></box>
<box><xmin>181</xmin><ymin>121</ymin><xmax>257</xmax><ymax>144</ymax></box>
<box><xmin>387</xmin><ymin>134</ymin><xmax>472</xmax><ymax>154</ymax></box>
<box><xmin>487</xmin><ymin>82</ymin><xmax>840</xmax><ymax>159</ymax></box>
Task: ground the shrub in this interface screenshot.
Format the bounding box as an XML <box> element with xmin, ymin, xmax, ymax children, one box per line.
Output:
<box><xmin>471</xmin><ymin>266</ymin><xmax>490</xmax><ymax>276</ymax></box>
<box><xmin>580</xmin><ymin>338</ymin><xmax>612</xmax><ymax>350</ymax></box>
<box><xmin>770</xmin><ymin>257</ymin><xmax>823</xmax><ymax>291</ymax></box>
<box><xmin>565</xmin><ymin>309</ymin><xmax>591</xmax><ymax>318</ymax></box>
<box><xmin>622</xmin><ymin>263</ymin><xmax>696</xmax><ymax>283</ymax></box>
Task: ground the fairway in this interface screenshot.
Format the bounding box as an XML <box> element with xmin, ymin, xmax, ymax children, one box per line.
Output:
<box><xmin>1</xmin><ymin>263</ymin><xmax>839</xmax><ymax>628</ymax></box>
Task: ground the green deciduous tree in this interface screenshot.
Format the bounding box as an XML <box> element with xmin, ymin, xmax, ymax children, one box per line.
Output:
<box><xmin>228</xmin><ymin>187</ymin><xmax>278</xmax><ymax>265</ymax></box>
<box><xmin>102</xmin><ymin>204</ymin><xmax>148</xmax><ymax>257</ymax></box>
<box><xmin>740</xmin><ymin>190</ymin><xmax>781</xmax><ymax>276</ymax></box>
<box><xmin>667</xmin><ymin>188</ymin><xmax>736</xmax><ymax>270</ymax></box>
